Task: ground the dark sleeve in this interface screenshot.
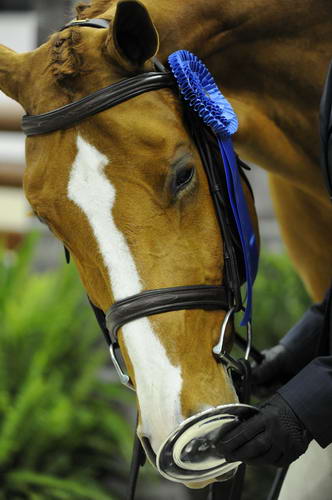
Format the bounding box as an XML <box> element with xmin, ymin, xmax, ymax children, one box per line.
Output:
<box><xmin>279</xmin><ymin>300</ymin><xmax>326</xmax><ymax>373</ymax></box>
<box><xmin>278</xmin><ymin>356</ymin><xmax>332</xmax><ymax>448</ymax></box>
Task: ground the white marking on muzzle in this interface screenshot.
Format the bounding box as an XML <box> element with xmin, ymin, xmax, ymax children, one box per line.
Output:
<box><xmin>68</xmin><ymin>135</ymin><xmax>184</xmax><ymax>452</ymax></box>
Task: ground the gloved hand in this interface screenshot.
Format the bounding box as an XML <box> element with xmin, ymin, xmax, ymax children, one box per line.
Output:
<box><xmin>251</xmin><ymin>344</ymin><xmax>295</xmax><ymax>398</ymax></box>
<box><xmin>217</xmin><ymin>393</ymin><xmax>312</xmax><ymax>467</ymax></box>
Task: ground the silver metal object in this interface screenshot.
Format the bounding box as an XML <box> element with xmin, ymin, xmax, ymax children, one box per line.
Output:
<box><xmin>156</xmin><ymin>403</ymin><xmax>259</xmax><ymax>483</ymax></box>
<box><xmin>109</xmin><ymin>344</ymin><xmax>134</xmax><ymax>391</ymax></box>
<box><xmin>213</xmin><ymin>307</ymin><xmax>252</xmax><ymax>373</ymax></box>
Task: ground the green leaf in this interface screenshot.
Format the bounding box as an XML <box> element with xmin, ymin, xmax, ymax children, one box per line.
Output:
<box><xmin>0</xmin><ymin>234</ymin><xmax>131</xmax><ymax>498</ymax></box>
<box><xmin>7</xmin><ymin>470</ymin><xmax>113</xmax><ymax>500</ymax></box>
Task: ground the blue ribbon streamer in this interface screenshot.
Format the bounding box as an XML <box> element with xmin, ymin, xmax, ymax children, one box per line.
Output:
<box><xmin>168</xmin><ymin>50</ymin><xmax>259</xmax><ymax>325</ymax></box>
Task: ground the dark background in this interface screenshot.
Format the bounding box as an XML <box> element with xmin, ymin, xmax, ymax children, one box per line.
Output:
<box><xmin>0</xmin><ymin>0</ymin><xmax>33</xmax><ymax>10</ymax></box>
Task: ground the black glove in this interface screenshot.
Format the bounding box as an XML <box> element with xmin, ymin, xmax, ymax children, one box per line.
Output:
<box><xmin>217</xmin><ymin>393</ymin><xmax>312</xmax><ymax>467</ymax></box>
<box><xmin>251</xmin><ymin>344</ymin><xmax>295</xmax><ymax>398</ymax></box>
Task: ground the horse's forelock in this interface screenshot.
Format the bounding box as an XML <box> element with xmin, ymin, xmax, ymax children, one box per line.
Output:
<box><xmin>51</xmin><ymin>30</ymin><xmax>84</xmax><ymax>84</ymax></box>
<box><xmin>49</xmin><ymin>1</ymin><xmax>114</xmax><ymax>84</ymax></box>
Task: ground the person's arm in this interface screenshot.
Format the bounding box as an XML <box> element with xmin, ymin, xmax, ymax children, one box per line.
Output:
<box><xmin>252</xmin><ymin>291</ymin><xmax>330</xmax><ymax>396</ymax></box>
<box><xmin>280</xmin><ymin>299</ymin><xmax>327</xmax><ymax>371</ymax></box>
<box><xmin>216</xmin><ymin>355</ymin><xmax>332</xmax><ymax>467</ymax></box>
<box><xmin>278</xmin><ymin>356</ymin><xmax>332</xmax><ymax>448</ymax></box>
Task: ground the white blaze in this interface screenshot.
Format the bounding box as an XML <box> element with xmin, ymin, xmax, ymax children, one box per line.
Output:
<box><xmin>68</xmin><ymin>135</ymin><xmax>184</xmax><ymax>451</ymax></box>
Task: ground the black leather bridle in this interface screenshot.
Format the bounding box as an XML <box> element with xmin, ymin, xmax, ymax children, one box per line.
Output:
<box><xmin>22</xmin><ymin>18</ymin><xmax>255</xmax><ymax>385</ymax></box>
<box><xmin>22</xmin><ymin>17</ymin><xmax>265</xmax><ymax>500</ymax></box>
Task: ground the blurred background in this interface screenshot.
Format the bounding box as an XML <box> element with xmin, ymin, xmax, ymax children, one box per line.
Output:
<box><xmin>0</xmin><ymin>2</ymin><xmax>310</xmax><ymax>499</ymax></box>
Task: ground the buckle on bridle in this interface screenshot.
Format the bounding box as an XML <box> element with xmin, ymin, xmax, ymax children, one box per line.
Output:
<box><xmin>109</xmin><ymin>344</ymin><xmax>135</xmax><ymax>391</ymax></box>
<box><xmin>213</xmin><ymin>308</ymin><xmax>252</xmax><ymax>377</ymax></box>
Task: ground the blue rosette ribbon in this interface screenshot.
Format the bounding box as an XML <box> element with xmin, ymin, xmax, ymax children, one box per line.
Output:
<box><xmin>168</xmin><ymin>50</ymin><xmax>259</xmax><ymax>325</ymax></box>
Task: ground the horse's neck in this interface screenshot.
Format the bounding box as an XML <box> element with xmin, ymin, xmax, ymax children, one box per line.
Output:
<box><xmin>146</xmin><ymin>0</ymin><xmax>332</xmax><ymax>196</ymax></box>
<box><xmin>146</xmin><ymin>0</ymin><xmax>329</xmax><ymax>66</ymax></box>
<box><xmin>145</xmin><ymin>0</ymin><xmax>237</xmax><ymax>63</ymax></box>
<box><xmin>147</xmin><ymin>0</ymin><xmax>332</xmax><ymax>99</ymax></box>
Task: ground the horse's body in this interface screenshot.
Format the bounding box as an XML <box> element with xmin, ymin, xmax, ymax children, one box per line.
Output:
<box><xmin>1</xmin><ymin>0</ymin><xmax>332</xmax><ymax>493</ymax></box>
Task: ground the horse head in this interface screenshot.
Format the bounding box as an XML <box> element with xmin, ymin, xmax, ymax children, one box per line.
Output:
<box><xmin>0</xmin><ymin>0</ymin><xmax>259</xmax><ymax>488</ymax></box>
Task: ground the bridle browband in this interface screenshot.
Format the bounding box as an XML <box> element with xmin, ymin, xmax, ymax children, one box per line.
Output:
<box><xmin>22</xmin><ymin>70</ymin><xmax>174</xmax><ymax>136</ymax></box>
<box><xmin>21</xmin><ymin>17</ymin><xmax>174</xmax><ymax>137</ymax></box>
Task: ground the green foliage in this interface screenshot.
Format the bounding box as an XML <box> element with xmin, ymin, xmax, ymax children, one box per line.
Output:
<box><xmin>235</xmin><ymin>251</ymin><xmax>311</xmax><ymax>350</ymax></box>
<box><xmin>0</xmin><ymin>233</ymin><xmax>134</xmax><ymax>500</ymax></box>
<box><xmin>253</xmin><ymin>251</ymin><xmax>311</xmax><ymax>346</ymax></box>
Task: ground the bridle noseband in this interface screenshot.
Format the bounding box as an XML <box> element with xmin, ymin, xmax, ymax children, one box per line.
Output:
<box><xmin>106</xmin><ymin>285</ymin><xmax>231</xmax><ymax>389</ymax></box>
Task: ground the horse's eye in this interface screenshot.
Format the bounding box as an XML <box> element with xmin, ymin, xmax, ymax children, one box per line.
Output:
<box><xmin>174</xmin><ymin>167</ymin><xmax>195</xmax><ymax>193</ymax></box>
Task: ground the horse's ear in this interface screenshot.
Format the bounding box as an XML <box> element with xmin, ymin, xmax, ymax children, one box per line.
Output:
<box><xmin>0</xmin><ymin>45</ymin><xmax>24</xmax><ymax>102</ymax></box>
<box><xmin>107</xmin><ymin>0</ymin><xmax>159</xmax><ymax>68</ymax></box>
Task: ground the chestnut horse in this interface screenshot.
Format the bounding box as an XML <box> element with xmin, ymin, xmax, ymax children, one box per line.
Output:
<box><xmin>0</xmin><ymin>0</ymin><xmax>331</xmax><ymax>495</ymax></box>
